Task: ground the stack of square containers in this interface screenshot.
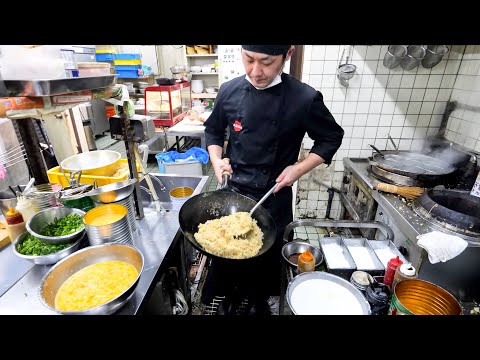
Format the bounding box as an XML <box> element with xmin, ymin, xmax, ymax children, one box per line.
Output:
<box><xmin>319</xmin><ymin>237</ymin><xmax>408</xmax><ymax>281</ymax></box>
<box><xmin>95</xmin><ymin>52</ymin><xmax>143</xmax><ymax>78</ymax></box>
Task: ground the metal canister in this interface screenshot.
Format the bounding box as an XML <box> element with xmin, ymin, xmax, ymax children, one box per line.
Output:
<box><xmin>83</xmin><ymin>203</ymin><xmax>132</xmax><ymax>246</ymax></box>
<box><xmin>389</xmin><ymin>279</ymin><xmax>462</xmax><ymax>315</ymax></box>
<box><xmin>92</xmin><ymin>193</ymin><xmax>137</xmax><ymax>234</ymax></box>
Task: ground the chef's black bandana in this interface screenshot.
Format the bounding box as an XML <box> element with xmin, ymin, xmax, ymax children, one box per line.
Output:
<box><xmin>241</xmin><ymin>45</ymin><xmax>291</xmax><ymax>56</ymax></box>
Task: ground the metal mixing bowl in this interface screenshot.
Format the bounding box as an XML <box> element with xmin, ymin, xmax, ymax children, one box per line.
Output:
<box><xmin>26</xmin><ymin>207</ymin><xmax>86</xmax><ymax>244</ymax></box>
<box><xmin>38</xmin><ymin>243</ymin><xmax>144</xmax><ymax>315</ymax></box>
<box><xmin>60</xmin><ymin>150</ymin><xmax>121</xmax><ymax>177</ymax></box>
<box><xmin>281</xmin><ymin>241</ymin><xmax>324</xmax><ymax>268</ymax></box>
<box><xmin>12</xmin><ymin>231</ymin><xmax>84</xmax><ymax>265</ymax></box>
<box><xmin>86</xmin><ymin>178</ymin><xmax>137</xmax><ymax>203</ymax></box>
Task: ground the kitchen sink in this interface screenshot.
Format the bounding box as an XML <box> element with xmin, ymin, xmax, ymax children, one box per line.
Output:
<box><xmin>139</xmin><ymin>173</ymin><xmax>209</xmax><ymax>212</ymax></box>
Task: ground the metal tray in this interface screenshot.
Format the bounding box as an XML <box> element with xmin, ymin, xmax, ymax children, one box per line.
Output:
<box><xmin>342</xmin><ymin>238</ymin><xmax>385</xmax><ymax>276</ymax></box>
<box><xmin>367</xmin><ymin>239</ymin><xmax>408</xmax><ymax>268</ymax></box>
<box><xmin>4</xmin><ymin>75</ymin><xmax>117</xmax><ymax>96</ymax></box>
<box><xmin>318</xmin><ymin>237</ymin><xmax>356</xmax><ymax>280</ymax></box>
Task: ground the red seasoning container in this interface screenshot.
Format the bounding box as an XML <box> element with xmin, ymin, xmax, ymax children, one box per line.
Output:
<box><xmin>384</xmin><ymin>256</ymin><xmax>403</xmax><ymax>288</ymax></box>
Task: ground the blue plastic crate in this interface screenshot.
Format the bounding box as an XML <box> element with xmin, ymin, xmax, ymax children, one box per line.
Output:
<box><xmin>114</xmin><ymin>64</ymin><xmax>142</xmax><ymax>71</ymax></box>
<box><xmin>95</xmin><ymin>53</ymin><xmax>115</xmax><ymax>61</ymax></box>
<box><xmin>116</xmin><ymin>69</ymin><xmax>144</xmax><ymax>78</ymax></box>
<box><xmin>114</xmin><ymin>53</ymin><xmax>141</xmax><ymax>60</ymax></box>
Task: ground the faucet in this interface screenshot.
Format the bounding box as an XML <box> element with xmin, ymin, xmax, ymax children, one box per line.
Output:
<box><xmin>149</xmin><ymin>175</ymin><xmax>166</xmax><ymax>192</ymax></box>
<box><xmin>140</xmin><ymin>185</ymin><xmax>152</xmax><ymax>196</ymax></box>
<box><xmin>140</xmin><ymin>185</ymin><xmax>167</xmax><ymax>214</ymax></box>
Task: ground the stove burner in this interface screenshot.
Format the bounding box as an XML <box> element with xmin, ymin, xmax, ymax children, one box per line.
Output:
<box><xmin>413</xmin><ymin>189</ymin><xmax>480</xmax><ymax>239</ymax></box>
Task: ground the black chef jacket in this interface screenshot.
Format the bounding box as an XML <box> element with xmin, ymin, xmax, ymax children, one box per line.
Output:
<box><xmin>201</xmin><ymin>73</ymin><xmax>344</xmax><ymax>310</ymax></box>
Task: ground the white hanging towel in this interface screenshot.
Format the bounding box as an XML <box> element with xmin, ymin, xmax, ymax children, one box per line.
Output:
<box><xmin>417</xmin><ymin>231</ymin><xmax>468</xmax><ymax>264</ymax></box>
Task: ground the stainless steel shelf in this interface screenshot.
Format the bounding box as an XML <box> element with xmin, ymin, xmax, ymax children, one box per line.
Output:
<box><xmin>4</xmin><ymin>75</ymin><xmax>117</xmax><ymax>96</ymax></box>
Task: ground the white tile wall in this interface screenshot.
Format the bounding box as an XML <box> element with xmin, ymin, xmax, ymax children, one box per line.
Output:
<box><xmin>296</xmin><ymin>44</ymin><xmax>466</xmax><ymax>220</ymax></box>
<box><xmin>444</xmin><ymin>47</ymin><xmax>480</xmax><ymax>152</ymax></box>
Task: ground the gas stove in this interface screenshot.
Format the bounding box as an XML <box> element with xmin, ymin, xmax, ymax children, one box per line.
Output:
<box><xmin>342</xmin><ymin>157</ymin><xmax>480</xmax><ymax>302</ymax></box>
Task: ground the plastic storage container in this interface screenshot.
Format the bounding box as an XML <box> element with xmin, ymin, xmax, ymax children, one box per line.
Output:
<box><xmin>95</xmin><ymin>53</ymin><xmax>115</xmax><ymax>62</ymax></box>
<box><xmin>15</xmin><ymin>197</ymin><xmax>39</xmax><ymax>222</ymax></box>
<box><xmin>77</xmin><ymin>62</ymin><xmax>111</xmax><ymax>77</ymax></box>
<box><xmin>114</xmin><ymin>54</ymin><xmax>141</xmax><ymax>60</ymax></box>
<box><xmin>157</xmin><ymin>160</ymin><xmax>203</xmax><ymax>176</ymax></box>
<box><xmin>47</xmin><ymin>159</ymin><xmax>140</xmax><ymax>187</ymax></box>
<box><xmin>116</xmin><ymin>68</ymin><xmax>144</xmax><ymax>78</ymax></box>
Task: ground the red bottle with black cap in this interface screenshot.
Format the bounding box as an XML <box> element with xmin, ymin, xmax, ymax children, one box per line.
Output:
<box><xmin>384</xmin><ymin>256</ymin><xmax>403</xmax><ymax>288</ymax></box>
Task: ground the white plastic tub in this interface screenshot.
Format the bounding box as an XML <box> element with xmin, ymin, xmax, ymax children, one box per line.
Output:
<box><xmin>157</xmin><ymin>160</ymin><xmax>203</xmax><ymax>176</ymax></box>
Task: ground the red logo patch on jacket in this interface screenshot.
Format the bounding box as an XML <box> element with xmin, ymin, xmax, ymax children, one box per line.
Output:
<box><xmin>233</xmin><ymin>120</ymin><xmax>242</xmax><ymax>132</ymax></box>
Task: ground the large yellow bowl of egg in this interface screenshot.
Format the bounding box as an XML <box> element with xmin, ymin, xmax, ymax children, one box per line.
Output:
<box><xmin>38</xmin><ymin>243</ymin><xmax>144</xmax><ymax>315</ymax></box>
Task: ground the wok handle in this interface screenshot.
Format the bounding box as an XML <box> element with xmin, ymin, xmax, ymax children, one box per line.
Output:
<box><xmin>387</xmin><ymin>134</ymin><xmax>398</xmax><ymax>152</ymax></box>
<box><xmin>221</xmin><ymin>157</ymin><xmax>231</xmax><ymax>187</ymax></box>
<box><xmin>369</xmin><ymin>144</ymin><xmax>385</xmax><ymax>158</ymax></box>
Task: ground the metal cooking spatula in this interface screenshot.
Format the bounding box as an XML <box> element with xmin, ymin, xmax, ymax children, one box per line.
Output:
<box><xmin>249</xmin><ymin>183</ymin><xmax>277</xmax><ymax>216</ymax></box>
<box><xmin>232</xmin><ymin>183</ymin><xmax>278</xmax><ymax>239</ymax></box>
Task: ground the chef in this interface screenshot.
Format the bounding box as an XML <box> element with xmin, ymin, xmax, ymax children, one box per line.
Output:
<box><xmin>202</xmin><ymin>45</ymin><xmax>344</xmax><ymax>314</ymax></box>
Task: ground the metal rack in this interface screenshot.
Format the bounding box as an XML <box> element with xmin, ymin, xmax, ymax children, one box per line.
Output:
<box><xmin>279</xmin><ymin>219</ymin><xmax>395</xmax><ymax>315</ymax></box>
<box><xmin>0</xmin><ymin>143</ymin><xmax>28</xmax><ymax>171</ymax></box>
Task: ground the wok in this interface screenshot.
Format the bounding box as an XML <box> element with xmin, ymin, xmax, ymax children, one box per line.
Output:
<box><xmin>368</xmin><ymin>144</ymin><xmax>457</xmax><ymax>181</ymax></box>
<box><xmin>178</xmin><ymin>160</ymin><xmax>276</xmax><ymax>261</ymax></box>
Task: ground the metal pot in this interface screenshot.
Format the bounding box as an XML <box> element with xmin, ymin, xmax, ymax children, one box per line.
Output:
<box><xmin>286</xmin><ymin>271</ymin><xmax>371</xmax><ymax>315</ymax></box>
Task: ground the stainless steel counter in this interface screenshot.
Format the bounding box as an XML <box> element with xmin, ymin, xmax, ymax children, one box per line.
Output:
<box><xmin>0</xmin><ymin>174</ymin><xmax>208</xmax><ymax>315</ymax></box>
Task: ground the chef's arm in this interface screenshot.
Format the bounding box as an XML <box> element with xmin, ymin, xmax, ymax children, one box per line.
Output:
<box><xmin>306</xmin><ymin>91</ymin><xmax>345</xmax><ymax>165</ymax></box>
<box><xmin>275</xmin><ymin>153</ymin><xmax>324</xmax><ymax>192</ymax></box>
<box><xmin>204</xmin><ymin>88</ymin><xmax>231</xmax><ymax>184</ymax></box>
<box><xmin>207</xmin><ymin>144</ymin><xmax>232</xmax><ymax>184</ymax></box>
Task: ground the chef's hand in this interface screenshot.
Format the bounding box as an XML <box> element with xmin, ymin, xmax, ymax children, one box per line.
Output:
<box><xmin>211</xmin><ymin>157</ymin><xmax>232</xmax><ymax>184</ymax></box>
<box><xmin>275</xmin><ymin>164</ymin><xmax>303</xmax><ymax>193</ymax></box>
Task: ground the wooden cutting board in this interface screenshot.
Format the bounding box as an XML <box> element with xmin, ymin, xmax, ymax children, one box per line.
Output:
<box><xmin>0</xmin><ymin>221</ymin><xmax>11</xmax><ymax>249</ymax></box>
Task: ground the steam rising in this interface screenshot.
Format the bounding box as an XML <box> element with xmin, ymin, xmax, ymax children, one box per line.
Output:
<box><xmin>420</xmin><ymin>137</ymin><xmax>467</xmax><ymax>167</ymax></box>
